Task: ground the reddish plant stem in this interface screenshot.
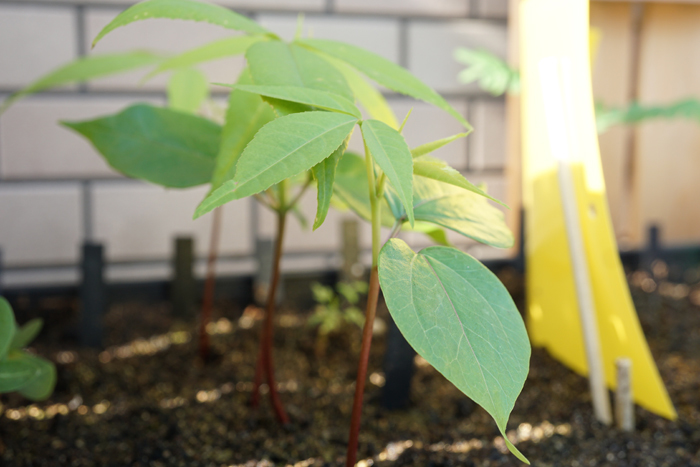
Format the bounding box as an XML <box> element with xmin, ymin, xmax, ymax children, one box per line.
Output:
<box><xmin>250</xmin><ymin>210</ymin><xmax>289</xmax><ymax>425</ymax></box>
<box><xmin>199</xmin><ymin>207</ymin><xmax>223</xmax><ymax>362</ymax></box>
<box><xmin>345</xmin><ymin>266</ymin><xmax>380</xmax><ymax>467</ymax></box>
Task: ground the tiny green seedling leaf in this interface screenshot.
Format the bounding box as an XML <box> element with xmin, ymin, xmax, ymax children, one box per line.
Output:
<box><xmin>196</xmin><ymin>111</ymin><xmax>357</xmax><ymax>218</ymax></box>
<box><xmin>299</xmin><ymin>38</ymin><xmax>472</xmax><ymax>130</ymax></box>
<box><xmin>168</xmin><ymin>68</ymin><xmax>209</xmax><ymax>114</ymax></box>
<box><xmin>16</xmin><ymin>353</ymin><xmax>57</xmax><ymax>401</ymax></box>
<box><xmin>211</xmin><ymin>68</ymin><xmax>275</xmax><ymax>191</ymax></box>
<box><xmin>63</xmin><ymin>104</ymin><xmax>220</xmax><ymax>188</ymax></box>
<box><xmin>312</xmin><ymin>135</ymin><xmax>350</xmax><ymax>230</ymax></box>
<box><xmin>92</xmin><ymin>0</ymin><xmax>272</xmax><ymax>48</ymax></box>
<box><xmin>413</xmin><ymin>156</ymin><xmax>507</xmax><ymax>207</ymax></box>
<box><xmin>0</xmin><ymin>297</ymin><xmax>17</xmax><ymax>360</ymax></box>
<box><xmin>10</xmin><ymin>319</ymin><xmax>43</xmax><ymax>351</ymax></box>
<box><xmin>384</xmin><ymin>176</ymin><xmax>513</xmax><ymax>248</ymax></box>
<box><xmin>144</xmin><ymin>35</ymin><xmax>267</xmax><ymax>81</ymax></box>
<box><xmin>360</xmin><ymin>119</ymin><xmax>414</xmax><ymax>226</ymax></box>
<box><xmin>227</xmin><ymin>85</ymin><xmax>362</xmax><ymax>118</ymax></box>
<box><xmin>411</xmin><ymin>132</ymin><xmax>469</xmax><ymax>158</ymax></box>
<box><xmin>0</xmin><ymin>52</ymin><xmax>163</xmax><ymax>114</ymax></box>
<box><xmin>378</xmin><ymin>239</ymin><xmax>530</xmax><ymax>464</ymax></box>
<box><xmin>0</xmin><ymin>357</ymin><xmax>39</xmax><ymax>393</ymax></box>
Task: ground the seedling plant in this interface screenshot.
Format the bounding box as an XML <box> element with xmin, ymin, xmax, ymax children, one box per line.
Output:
<box><xmin>3</xmin><ymin>1</ymin><xmax>532</xmax><ymax>464</ymax></box>
<box><xmin>308</xmin><ymin>281</ymin><xmax>367</xmax><ymax>357</ymax></box>
<box><xmin>0</xmin><ymin>298</ymin><xmax>57</xmax><ymax>401</ymax></box>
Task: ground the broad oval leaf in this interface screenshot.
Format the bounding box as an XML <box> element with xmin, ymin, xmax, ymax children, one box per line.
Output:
<box><xmin>231</xmin><ymin>85</ymin><xmax>361</xmax><ymax>118</ymax></box>
<box><xmin>196</xmin><ymin>111</ymin><xmax>357</xmax><ymax>218</ymax></box>
<box><xmin>0</xmin><ymin>52</ymin><xmax>163</xmax><ymax>114</ymax></box>
<box><xmin>413</xmin><ymin>156</ymin><xmax>506</xmax><ymax>207</ymax></box>
<box><xmin>0</xmin><ymin>357</ymin><xmax>39</xmax><ymax>393</ymax></box>
<box><xmin>211</xmin><ymin>68</ymin><xmax>275</xmax><ymax>191</ymax></box>
<box><xmin>0</xmin><ymin>297</ymin><xmax>16</xmax><ymax>360</ymax></box>
<box><xmin>312</xmin><ymin>135</ymin><xmax>350</xmax><ymax>230</ymax></box>
<box><xmin>298</xmin><ymin>38</ymin><xmax>472</xmax><ymax>130</ymax></box>
<box><xmin>411</xmin><ymin>132</ymin><xmax>468</xmax><ymax>158</ymax></box>
<box><xmin>360</xmin><ymin>119</ymin><xmax>414</xmax><ymax>226</ymax></box>
<box><xmin>167</xmin><ymin>68</ymin><xmax>209</xmax><ymax>114</ymax></box>
<box><xmin>16</xmin><ymin>353</ymin><xmax>56</xmax><ymax>401</ymax></box>
<box><xmin>10</xmin><ymin>319</ymin><xmax>43</xmax><ymax>351</ymax></box>
<box><xmin>378</xmin><ymin>239</ymin><xmax>530</xmax><ymax>464</ymax></box>
<box><xmin>385</xmin><ymin>176</ymin><xmax>513</xmax><ymax>248</ymax></box>
<box><xmin>145</xmin><ymin>35</ymin><xmax>266</xmax><ymax>80</ymax></box>
<box><xmin>92</xmin><ymin>0</ymin><xmax>271</xmax><ymax>48</ymax></box>
<box><xmin>63</xmin><ymin>104</ymin><xmax>220</xmax><ymax>188</ymax></box>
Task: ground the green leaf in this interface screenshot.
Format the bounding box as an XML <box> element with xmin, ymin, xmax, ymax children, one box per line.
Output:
<box><xmin>360</xmin><ymin>119</ymin><xmax>414</xmax><ymax>226</ymax></box>
<box><xmin>63</xmin><ymin>104</ymin><xmax>220</xmax><ymax>188</ymax></box>
<box><xmin>10</xmin><ymin>319</ymin><xmax>43</xmax><ymax>351</ymax></box>
<box><xmin>17</xmin><ymin>353</ymin><xmax>56</xmax><ymax>401</ymax></box>
<box><xmin>455</xmin><ymin>48</ymin><xmax>520</xmax><ymax>96</ymax></box>
<box><xmin>411</xmin><ymin>132</ymin><xmax>468</xmax><ymax>158</ymax></box>
<box><xmin>413</xmin><ymin>156</ymin><xmax>506</xmax><ymax>207</ymax></box>
<box><xmin>385</xmin><ymin>176</ymin><xmax>513</xmax><ymax>248</ymax></box>
<box><xmin>404</xmin><ymin>221</ymin><xmax>453</xmax><ymax>247</ymax></box>
<box><xmin>333</xmin><ymin>152</ymin><xmax>395</xmax><ymax>227</ymax></box>
<box><xmin>144</xmin><ymin>35</ymin><xmax>266</xmax><ymax>80</ymax></box>
<box><xmin>246</xmin><ymin>41</ymin><xmax>354</xmax><ymax>115</ymax></box>
<box><xmin>0</xmin><ymin>298</ymin><xmax>17</xmax><ymax>361</ymax></box>
<box><xmin>196</xmin><ymin>111</ymin><xmax>357</xmax><ymax>218</ymax></box>
<box><xmin>0</xmin><ymin>357</ymin><xmax>39</xmax><ymax>393</ymax></box>
<box><xmin>92</xmin><ymin>0</ymin><xmax>272</xmax><ymax>48</ymax></box>
<box><xmin>168</xmin><ymin>68</ymin><xmax>209</xmax><ymax>114</ymax></box>
<box><xmin>229</xmin><ymin>85</ymin><xmax>362</xmax><ymax>118</ymax></box>
<box><xmin>0</xmin><ymin>52</ymin><xmax>163</xmax><ymax>114</ymax></box>
<box><xmin>317</xmin><ymin>53</ymin><xmax>398</xmax><ymax>128</ymax></box>
<box><xmin>312</xmin><ymin>135</ymin><xmax>349</xmax><ymax>230</ymax></box>
<box><xmin>378</xmin><ymin>239</ymin><xmax>530</xmax><ymax>464</ymax></box>
<box><xmin>299</xmin><ymin>38</ymin><xmax>471</xmax><ymax>130</ymax></box>
<box><xmin>211</xmin><ymin>68</ymin><xmax>276</xmax><ymax>191</ymax></box>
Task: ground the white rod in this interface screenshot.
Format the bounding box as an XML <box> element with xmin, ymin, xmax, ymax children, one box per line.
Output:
<box><xmin>616</xmin><ymin>358</ymin><xmax>634</xmax><ymax>431</ymax></box>
<box><xmin>557</xmin><ymin>159</ymin><xmax>613</xmax><ymax>425</ymax></box>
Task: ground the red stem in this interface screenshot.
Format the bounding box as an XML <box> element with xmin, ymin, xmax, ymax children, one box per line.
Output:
<box><xmin>345</xmin><ymin>266</ymin><xmax>380</xmax><ymax>467</ymax></box>
<box><xmin>199</xmin><ymin>207</ymin><xmax>222</xmax><ymax>362</ymax></box>
<box><xmin>250</xmin><ymin>210</ymin><xmax>289</xmax><ymax>425</ymax></box>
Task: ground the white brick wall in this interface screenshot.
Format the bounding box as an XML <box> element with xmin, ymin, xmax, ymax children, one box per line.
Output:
<box><xmin>0</xmin><ymin>5</ymin><xmax>77</xmax><ymax>89</ymax></box>
<box><xmin>0</xmin><ymin>0</ymin><xmax>509</xmax><ymax>288</ymax></box>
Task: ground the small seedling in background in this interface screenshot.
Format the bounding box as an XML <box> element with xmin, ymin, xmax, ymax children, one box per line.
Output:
<box><xmin>0</xmin><ymin>297</ymin><xmax>57</xmax><ymax>401</ymax></box>
<box><xmin>308</xmin><ymin>281</ymin><xmax>367</xmax><ymax>357</ymax></box>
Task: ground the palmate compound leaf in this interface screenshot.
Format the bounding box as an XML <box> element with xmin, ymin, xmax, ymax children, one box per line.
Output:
<box><xmin>0</xmin><ymin>52</ymin><xmax>163</xmax><ymax>114</ymax></box>
<box><xmin>246</xmin><ymin>41</ymin><xmax>353</xmax><ymax>116</ymax></box>
<box><xmin>210</xmin><ymin>68</ymin><xmax>276</xmax><ymax>191</ymax></box>
<box><xmin>0</xmin><ymin>297</ymin><xmax>16</xmax><ymax>360</ymax></box>
<box><xmin>92</xmin><ymin>0</ymin><xmax>272</xmax><ymax>48</ymax></box>
<box><xmin>63</xmin><ymin>104</ymin><xmax>220</xmax><ymax>188</ymax></box>
<box><xmin>297</xmin><ymin>38</ymin><xmax>472</xmax><ymax>130</ymax></box>
<box><xmin>385</xmin><ymin>175</ymin><xmax>513</xmax><ymax>249</ymax></box>
<box><xmin>311</xmin><ymin>135</ymin><xmax>350</xmax><ymax>230</ymax></box>
<box><xmin>360</xmin><ymin>119</ymin><xmax>414</xmax><ymax>226</ymax></box>
<box><xmin>378</xmin><ymin>239</ymin><xmax>530</xmax><ymax>463</ymax></box>
<box><xmin>195</xmin><ymin>111</ymin><xmax>357</xmax><ymax>218</ymax></box>
<box><xmin>230</xmin><ymin>85</ymin><xmax>362</xmax><ymax>119</ymax></box>
<box><xmin>144</xmin><ymin>35</ymin><xmax>267</xmax><ymax>81</ymax></box>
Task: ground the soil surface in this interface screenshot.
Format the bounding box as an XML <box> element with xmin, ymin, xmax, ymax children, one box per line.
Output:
<box><xmin>1</xmin><ymin>265</ymin><xmax>699</xmax><ymax>467</ymax></box>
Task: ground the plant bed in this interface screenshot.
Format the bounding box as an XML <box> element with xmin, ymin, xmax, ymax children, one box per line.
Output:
<box><xmin>1</xmin><ymin>267</ymin><xmax>699</xmax><ymax>467</ymax></box>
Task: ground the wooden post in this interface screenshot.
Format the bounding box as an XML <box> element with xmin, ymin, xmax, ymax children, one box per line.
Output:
<box><xmin>80</xmin><ymin>242</ymin><xmax>105</xmax><ymax>348</ymax></box>
<box><xmin>341</xmin><ymin>219</ymin><xmax>363</xmax><ymax>282</ymax></box>
<box><xmin>615</xmin><ymin>358</ymin><xmax>634</xmax><ymax>431</ymax></box>
<box><xmin>172</xmin><ymin>237</ymin><xmax>195</xmax><ymax>321</ymax></box>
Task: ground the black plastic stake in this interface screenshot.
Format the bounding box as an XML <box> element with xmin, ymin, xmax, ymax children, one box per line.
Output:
<box><xmin>80</xmin><ymin>242</ymin><xmax>105</xmax><ymax>348</ymax></box>
<box><xmin>381</xmin><ymin>315</ymin><xmax>416</xmax><ymax>410</ymax></box>
<box><xmin>172</xmin><ymin>237</ymin><xmax>195</xmax><ymax>321</ymax></box>
<box><xmin>254</xmin><ymin>238</ymin><xmax>284</xmax><ymax>306</ymax></box>
<box><xmin>643</xmin><ymin>225</ymin><xmax>661</xmax><ymax>273</ymax></box>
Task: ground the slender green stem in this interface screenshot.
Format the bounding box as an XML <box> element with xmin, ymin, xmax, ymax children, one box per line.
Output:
<box><xmin>284</xmin><ymin>176</ymin><xmax>312</xmax><ymax>212</ymax></box>
<box><xmin>364</xmin><ymin>139</ymin><xmax>381</xmax><ymax>266</ymax></box>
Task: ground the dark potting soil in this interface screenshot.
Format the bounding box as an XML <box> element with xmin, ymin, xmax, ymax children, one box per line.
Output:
<box><xmin>1</xmin><ymin>267</ymin><xmax>699</xmax><ymax>467</ymax></box>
